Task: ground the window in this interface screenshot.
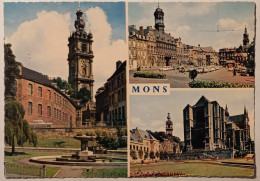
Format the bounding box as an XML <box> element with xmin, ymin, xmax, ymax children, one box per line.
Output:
<box><xmin>82</xmin><ymin>43</ymin><xmax>87</xmax><ymax>52</ymax></box>
<box><xmin>38</xmin><ymin>104</ymin><xmax>42</xmax><ymax>116</ymax></box>
<box><xmin>54</xmin><ymin>108</ymin><xmax>57</xmax><ymax>119</ymax></box>
<box><xmin>28</xmin><ymin>102</ymin><xmax>32</xmax><ymax>114</ymax></box>
<box><xmin>48</xmin><ymin>90</ymin><xmax>51</xmax><ymax>100</ymax></box>
<box><xmin>54</xmin><ymin>93</ymin><xmax>56</xmax><ymax>102</ymax></box>
<box><xmin>28</xmin><ymin>83</ymin><xmax>33</xmax><ymax>95</ymax></box>
<box><xmin>47</xmin><ymin>106</ymin><xmax>51</xmax><ymax>117</ymax></box>
<box><xmin>38</xmin><ymin>87</ymin><xmax>42</xmax><ymax>98</ymax></box>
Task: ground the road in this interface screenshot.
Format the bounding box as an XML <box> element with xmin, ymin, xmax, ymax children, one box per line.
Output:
<box><xmin>129</xmin><ymin>68</ymin><xmax>254</xmax><ymax>88</ymax></box>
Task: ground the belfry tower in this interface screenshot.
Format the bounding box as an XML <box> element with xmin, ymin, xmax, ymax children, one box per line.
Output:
<box><xmin>166</xmin><ymin>113</ymin><xmax>173</xmax><ymax>136</ymax></box>
<box><xmin>68</xmin><ymin>5</ymin><xmax>94</xmax><ymax>101</ymax></box>
<box><xmin>154</xmin><ymin>3</ymin><xmax>165</xmax><ymax>32</ymax></box>
<box><xmin>243</xmin><ymin>26</ymin><xmax>249</xmax><ymax>47</ymax></box>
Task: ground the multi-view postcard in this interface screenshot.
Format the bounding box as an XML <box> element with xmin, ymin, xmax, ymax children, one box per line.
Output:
<box><xmin>2</xmin><ymin>0</ymin><xmax>258</xmax><ymax>180</ymax></box>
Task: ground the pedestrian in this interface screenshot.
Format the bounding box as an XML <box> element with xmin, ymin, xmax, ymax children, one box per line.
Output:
<box><xmin>233</xmin><ymin>68</ymin><xmax>236</xmax><ymax>77</ymax></box>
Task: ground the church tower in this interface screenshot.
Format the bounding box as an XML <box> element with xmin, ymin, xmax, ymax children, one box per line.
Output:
<box><xmin>68</xmin><ymin>5</ymin><xmax>94</xmax><ymax>101</ymax></box>
<box><xmin>154</xmin><ymin>3</ymin><xmax>165</xmax><ymax>32</ymax></box>
<box><xmin>243</xmin><ymin>26</ymin><xmax>249</xmax><ymax>47</ymax></box>
<box><xmin>166</xmin><ymin>113</ymin><xmax>173</xmax><ymax>136</ymax></box>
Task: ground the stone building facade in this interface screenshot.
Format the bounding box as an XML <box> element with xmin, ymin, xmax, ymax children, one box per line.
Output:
<box><xmin>68</xmin><ymin>6</ymin><xmax>94</xmax><ymax>100</ymax></box>
<box><xmin>128</xmin><ymin>5</ymin><xmax>218</xmax><ymax>70</ymax></box>
<box><xmin>183</xmin><ymin>96</ymin><xmax>250</xmax><ymax>152</ymax></box>
<box><xmin>130</xmin><ymin>128</ymin><xmax>160</xmax><ymax>162</ymax></box>
<box><xmin>16</xmin><ymin>65</ymin><xmax>81</xmax><ymax>128</ymax></box>
<box><xmin>95</xmin><ymin>61</ymin><xmax>126</xmax><ymax>126</ymax></box>
<box><xmin>219</xmin><ymin>26</ymin><xmax>250</xmax><ymax>67</ymax></box>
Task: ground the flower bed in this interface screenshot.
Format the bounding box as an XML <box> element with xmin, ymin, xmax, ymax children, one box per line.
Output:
<box><xmin>130</xmin><ymin>170</ymin><xmax>187</xmax><ymax>177</ymax></box>
<box><xmin>133</xmin><ymin>71</ymin><xmax>166</xmax><ymax>79</ymax></box>
<box><xmin>189</xmin><ymin>80</ymin><xmax>254</xmax><ymax>88</ymax></box>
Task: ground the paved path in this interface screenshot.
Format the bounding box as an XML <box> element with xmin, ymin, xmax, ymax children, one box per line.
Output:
<box><xmin>54</xmin><ymin>166</ymin><xmax>85</xmax><ymax>178</ymax></box>
<box><xmin>129</xmin><ymin>68</ymin><xmax>254</xmax><ymax>88</ymax></box>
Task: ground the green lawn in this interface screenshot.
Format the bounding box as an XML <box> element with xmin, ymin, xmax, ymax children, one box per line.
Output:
<box><xmin>131</xmin><ymin>162</ymin><xmax>255</xmax><ymax>177</ymax></box>
<box><xmin>4</xmin><ymin>151</ymin><xmax>63</xmax><ymax>178</ymax></box>
<box><xmin>82</xmin><ymin>168</ymin><xmax>127</xmax><ymax>178</ymax></box>
<box><xmin>13</xmin><ymin>137</ymin><xmax>81</xmax><ymax>148</ymax></box>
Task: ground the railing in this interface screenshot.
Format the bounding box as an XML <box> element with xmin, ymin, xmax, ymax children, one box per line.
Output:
<box><xmin>4</xmin><ymin>162</ymin><xmax>46</xmax><ymax>178</ymax></box>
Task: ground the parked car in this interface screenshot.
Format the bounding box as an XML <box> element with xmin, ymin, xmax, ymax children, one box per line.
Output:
<box><xmin>159</xmin><ymin>66</ymin><xmax>172</xmax><ymax>71</ymax></box>
<box><xmin>210</xmin><ymin>67</ymin><xmax>215</xmax><ymax>71</ymax></box>
<box><xmin>196</xmin><ymin>67</ymin><xmax>203</xmax><ymax>73</ymax></box>
<box><xmin>228</xmin><ymin>67</ymin><xmax>234</xmax><ymax>71</ymax></box>
<box><xmin>179</xmin><ymin>67</ymin><xmax>185</xmax><ymax>73</ymax></box>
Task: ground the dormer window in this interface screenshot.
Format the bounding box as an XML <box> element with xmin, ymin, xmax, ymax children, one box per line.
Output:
<box><xmin>82</xmin><ymin>43</ymin><xmax>87</xmax><ymax>52</ymax></box>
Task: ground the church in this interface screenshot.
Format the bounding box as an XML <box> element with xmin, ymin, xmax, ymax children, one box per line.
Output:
<box><xmin>183</xmin><ymin>96</ymin><xmax>251</xmax><ymax>152</ymax></box>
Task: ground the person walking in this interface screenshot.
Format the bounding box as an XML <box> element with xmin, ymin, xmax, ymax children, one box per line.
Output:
<box><xmin>233</xmin><ymin>67</ymin><xmax>236</xmax><ymax>77</ymax></box>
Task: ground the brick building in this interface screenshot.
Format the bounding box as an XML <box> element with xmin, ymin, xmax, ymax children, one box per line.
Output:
<box><xmin>16</xmin><ymin>65</ymin><xmax>81</xmax><ymax>128</ymax></box>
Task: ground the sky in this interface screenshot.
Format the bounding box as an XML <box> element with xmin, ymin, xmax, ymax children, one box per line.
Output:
<box><xmin>130</xmin><ymin>89</ymin><xmax>255</xmax><ymax>141</ymax></box>
<box><xmin>129</xmin><ymin>2</ymin><xmax>255</xmax><ymax>50</ymax></box>
<box><xmin>4</xmin><ymin>2</ymin><xmax>127</xmax><ymax>95</ymax></box>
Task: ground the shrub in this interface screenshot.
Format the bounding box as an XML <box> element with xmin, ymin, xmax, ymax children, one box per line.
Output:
<box><xmin>189</xmin><ymin>80</ymin><xmax>254</xmax><ymax>88</ymax></box>
<box><xmin>133</xmin><ymin>71</ymin><xmax>166</xmax><ymax>79</ymax></box>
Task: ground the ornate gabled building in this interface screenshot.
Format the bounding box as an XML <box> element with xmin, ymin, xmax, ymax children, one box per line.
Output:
<box><xmin>68</xmin><ymin>6</ymin><xmax>94</xmax><ymax>100</ymax></box>
<box><xmin>129</xmin><ymin>4</ymin><xmax>218</xmax><ymax>70</ymax></box>
<box><xmin>183</xmin><ymin>96</ymin><xmax>251</xmax><ymax>152</ymax></box>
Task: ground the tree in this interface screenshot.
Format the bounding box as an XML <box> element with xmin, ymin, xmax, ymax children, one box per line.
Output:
<box><xmin>149</xmin><ymin>151</ymin><xmax>155</xmax><ymax>160</ymax></box>
<box><xmin>5</xmin><ymin>100</ymin><xmax>37</xmax><ymax>155</ymax></box>
<box><xmin>189</xmin><ymin>69</ymin><xmax>198</xmax><ymax>81</ymax></box>
<box><xmin>156</xmin><ymin>151</ymin><xmax>160</xmax><ymax>158</ymax></box>
<box><xmin>52</xmin><ymin>77</ymin><xmax>75</xmax><ymax>97</ymax></box>
<box><xmin>4</xmin><ymin>43</ymin><xmax>20</xmax><ymax>100</ymax></box>
<box><xmin>76</xmin><ymin>87</ymin><xmax>91</xmax><ymax>105</ymax></box>
<box><xmin>130</xmin><ymin>150</ymin><xmax>137</xmax><ymax>160</ymax></box>
<box><xmin>144</xmin><ymin>151</ymin><xmax>149</xmax><ymax>160</ymax></box>
<box><xmin>138</xmin><ymin>149</ymin><xmax>144</xmax><ymax>160</ymax></box>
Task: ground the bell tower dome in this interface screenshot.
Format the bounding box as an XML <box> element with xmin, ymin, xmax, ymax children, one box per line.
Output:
<box><xmin>154</xmin><ymin>3</ymin><xmax>165</xmax><ymax>32</ymax></box>
<box><xmin>68</xmin><ymin>5</ymin><xmax>94</xmax><ymax>101</ymax></box>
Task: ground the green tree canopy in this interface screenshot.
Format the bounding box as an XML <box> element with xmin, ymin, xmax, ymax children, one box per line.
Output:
<box><xmin>5</xmin><ymin>100</ymin><xmax>37</xmax><ymax>155</ymax></box>
<box><xmin>52</xmin><ymin>77</ymin><xmax>75</xmax><ymax>97</ymax></box>
<box><xmin>189</xmin><ymin>69</ymin><xmax>198</xmax><ymax>81</ymax></box>
<box><xmin>4</xmin><ymin>43</ymin><xmax>20</xmax><ymax>100</ymax></box>
<box><xmin>76</xmin><ymin>87</ymin><xmax>91</xmax><ymax>105</ymax></box>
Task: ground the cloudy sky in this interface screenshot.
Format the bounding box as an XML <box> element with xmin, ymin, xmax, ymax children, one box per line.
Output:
<box><xmin>129</xmin><ymin>2</ymin><xmax>255</xmax><ymax>50</ymax></box>
<box><xmin>130</xmin><ymin>89</ymin><xmax>255</xmax><ymax>141</ymax></box>
<box><xmin>4</xmin><ymin>2</ymin><xmax>127</xmax><ymax>95</ymax></box>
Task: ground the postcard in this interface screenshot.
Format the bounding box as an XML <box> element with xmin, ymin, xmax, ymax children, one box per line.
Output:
<box><xmin>1</xmin><ymin>0</ymin><xmax>259</xmax><ymax>180</ymax></box>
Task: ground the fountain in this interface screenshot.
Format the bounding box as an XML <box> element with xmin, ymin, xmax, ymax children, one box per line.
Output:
<box><xmin>56</xmin><ymin>135</ymin><xmax>106</xmax><ymax>162</ymax></box>
<box><xmin>29</xmin><ymin>135</ymin><xmax>127</xmax><ymax>166</ymax></box>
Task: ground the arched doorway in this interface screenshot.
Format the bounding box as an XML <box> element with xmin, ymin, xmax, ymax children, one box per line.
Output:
<box><xmin>165</xmin><ymin>56</ymin><xmax>171</xmax><ymax>66</ymax></box>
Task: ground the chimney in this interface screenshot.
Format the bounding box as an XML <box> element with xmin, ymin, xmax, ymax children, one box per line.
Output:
<box><xmin>116</xmin><ymin>60</ymin><xmax>122</xmax><ymax>69</ymax></box>
<box><xmin>139</xmin><ymin>26</ymin><xmax>144</xmax><ymax>37</ymax></box>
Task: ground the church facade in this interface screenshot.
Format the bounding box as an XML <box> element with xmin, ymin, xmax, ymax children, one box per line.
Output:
<box><xmin>183</xmin><ymin>96</ymin><xmax>250</xmax><ymax>152</ymax></box>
